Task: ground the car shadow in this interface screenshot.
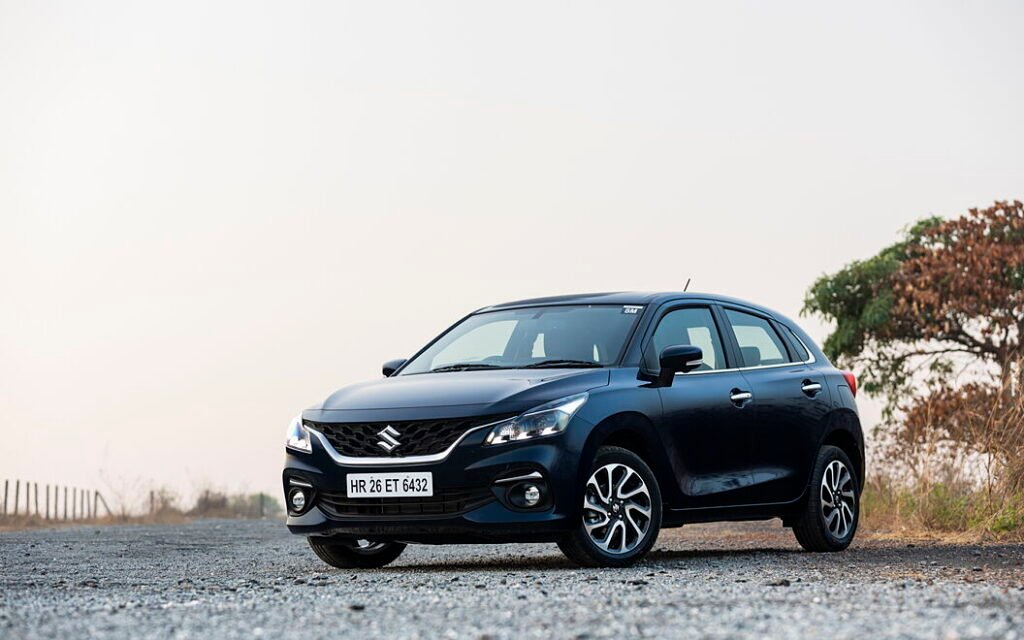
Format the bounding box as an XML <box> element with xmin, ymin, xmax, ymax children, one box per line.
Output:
<box><xmin>381</xmin><ymin>545</ymin><xmax>802</xmax><ymax>573</ymax></box>
<box><xmin>647</xmin><ymin>547</ymin><xmax>801</xmax><ymax>562</ymax></box>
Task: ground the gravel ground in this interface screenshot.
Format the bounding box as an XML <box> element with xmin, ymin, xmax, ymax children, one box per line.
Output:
<box><xmin>1</xmin><ymin>519</ymin><xmax>1022</xmax><ymax>639</ymax></box>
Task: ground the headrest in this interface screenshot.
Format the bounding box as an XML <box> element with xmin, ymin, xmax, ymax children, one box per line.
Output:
<box><xmin>543</xmin><ymin>325</ymin><xmax>595</xmax><ymax>362</ymax></box>
<box><xmin>740</xmin><ymin>346</ymin><xmax>761</xmax><ymax>367</ymax></box>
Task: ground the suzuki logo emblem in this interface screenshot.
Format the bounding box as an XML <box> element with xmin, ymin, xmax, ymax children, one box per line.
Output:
<box><xmin>376</xmin><ymin>426</ymin><xmax>401</xmax><ymax>452</ymax></box>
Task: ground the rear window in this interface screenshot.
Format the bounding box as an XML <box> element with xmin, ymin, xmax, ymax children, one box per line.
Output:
<box><xmin>724</xmin><ymin>309</ymin><xmax>791</xmax><ymax>367</ymax></box>
<box><xmin>780</xmin><ymin>324</ymin><xmax>810</xmax><ymax>362</ymax></box>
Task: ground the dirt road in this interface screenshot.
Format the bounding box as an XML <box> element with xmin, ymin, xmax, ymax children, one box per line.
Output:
<box><xmin>2</xmin><ymin>519</ymin><xmax>1022</xmax><ymax>639</ymax></box>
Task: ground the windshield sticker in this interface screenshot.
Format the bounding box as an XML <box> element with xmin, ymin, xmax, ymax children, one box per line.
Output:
<box><xmin>622</xmin><ymin>305</ymin><xmax>642</xmax><ymax>315</ymax></box>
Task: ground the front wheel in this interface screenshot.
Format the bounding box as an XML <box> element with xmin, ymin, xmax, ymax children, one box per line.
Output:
<box><xmin>792</xmin><ymin>445</ymin><xmax>860</xmax><ymax>552</ymax></box>
<box><xmin>558</xmin><ymin>446</ymin><xmax>662</xmax><ymax>567</ymax></box>
<box><xmin>308</xmin><ymin>538</ymin><xmax>406</xmax><ymax>568</ymax></box>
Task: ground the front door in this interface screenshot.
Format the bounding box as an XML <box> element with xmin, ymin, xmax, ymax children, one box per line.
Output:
<box><xmin>646</xmin><ymin>306</ymin><xmax>758</xmax><ymax>508</ymax></box>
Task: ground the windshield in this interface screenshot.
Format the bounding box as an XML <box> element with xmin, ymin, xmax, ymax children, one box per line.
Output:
<box><xmin>399</xmin><ymin>304</ymin><xmax>644</xmax><ymax>374</ymax></box>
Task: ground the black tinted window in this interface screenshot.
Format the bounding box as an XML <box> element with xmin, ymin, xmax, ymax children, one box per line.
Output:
<box><xmin>724</xmin><ymin>309</ymin><xmax>791</xmax><ymax>367</ymax></box>
<box><xmin>647</xmin><ymin>307</ymin><xmax>725</xmax><ymax>371</ymax></box>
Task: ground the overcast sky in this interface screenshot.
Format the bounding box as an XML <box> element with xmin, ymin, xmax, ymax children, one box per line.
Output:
<box><xmin>2</xmin><ymin>1</ymin><xmax>1022</xmax><ymax>508</ymax></box>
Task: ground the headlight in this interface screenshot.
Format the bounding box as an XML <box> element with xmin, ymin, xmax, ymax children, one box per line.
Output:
<box><xmin>285</xmin><ymin>414</ymin><xmax>312</xmax><ymax>453</ymax></box>
<box><xmin>484</xmin><ymin>393</ymin><xmax>588</xmax><ymax>446</ymax></box>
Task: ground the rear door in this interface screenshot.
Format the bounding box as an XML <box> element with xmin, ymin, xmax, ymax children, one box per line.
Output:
<box><xmin>720</xmin><ymin>307</ymin><xmax>831</xmax><ymax>503</ymax></box>
<box><xmin>645</xmin><ymin>305</ymin><xmax>758</xmax><ymax>508</ymax></box>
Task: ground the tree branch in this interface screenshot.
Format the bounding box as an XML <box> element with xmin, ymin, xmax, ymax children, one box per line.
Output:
<box><xmin>889</xmin><ymin>346</ymin><xmax>984</xmax><ymax>366</ymax></box>
<box><xmin>952</xmin><ymin>327</ymin><xmax>999</xmax><ymax>355</ymax></box>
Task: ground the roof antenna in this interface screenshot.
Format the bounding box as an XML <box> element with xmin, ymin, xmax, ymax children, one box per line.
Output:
<box><xmin>683</xmin><ymin>278</ymin><xmax>691</xmax><ymax>292</ymax></box>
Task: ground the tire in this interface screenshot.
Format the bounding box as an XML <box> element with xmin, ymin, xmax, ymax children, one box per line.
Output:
<box><xmin>792</xmin><ymin>445</ymin><xmax>860</xmax><ymax>552</ymax></box>
<box><xmin>308</xmin><ymin>538</ymin><xmax>406</xmax><ymax>568</ymax></box>
<box><xmin>558</xmin><ymin>446</ymin><xmax>662</xmax><ymax>567</ymax></box>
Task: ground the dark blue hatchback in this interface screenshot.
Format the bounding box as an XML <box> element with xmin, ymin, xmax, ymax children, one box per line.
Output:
<box><xmin>283</xmin><ymin>292</ymin><xmax>864</xmax><ymax>567</ymax></box>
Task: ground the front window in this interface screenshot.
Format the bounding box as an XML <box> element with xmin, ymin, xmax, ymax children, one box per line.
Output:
<box><xmin>399</xmin><ymin>305</ymin><xmax>644</xmax><ymax>374</ymax></box>
<box><xmin>644</xmin><ymin>306</ymin><xmax>726</xmax><ymax>371</ymax></box>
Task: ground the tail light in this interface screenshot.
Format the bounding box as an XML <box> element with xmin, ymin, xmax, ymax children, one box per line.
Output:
<box><xmin>841</xmin><ymin>371</ymin><xmax>857</xmax><ymax>397</ymax></box>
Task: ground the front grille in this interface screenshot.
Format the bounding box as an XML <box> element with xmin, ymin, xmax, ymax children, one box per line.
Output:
<box><xmin>318</xmin><ymin>487</ymin><xmax>494</xmax><ymax>518</ymax></box>
<box><xmin>306</xmin><ymin>414</ymin><xmax>515</xmax><ymax>458</ymax></box>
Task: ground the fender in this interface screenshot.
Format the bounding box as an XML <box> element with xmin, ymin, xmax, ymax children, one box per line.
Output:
<box><xmin>573</xmin><ymin>412</ymin><xmax>677</xmax><ymax>510</ymax></box>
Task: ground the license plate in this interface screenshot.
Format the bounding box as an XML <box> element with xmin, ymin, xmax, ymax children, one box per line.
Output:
<box><xmin>346</xmin><ymin>472</ymin><xmax>434</xmax><ymax>498</ymax></box>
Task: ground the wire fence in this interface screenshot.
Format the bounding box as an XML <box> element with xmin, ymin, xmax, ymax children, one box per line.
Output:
<box><xmin>1</xmin><ymin>479</ymin><xmax>111</xmax><ymax>520</ymax></box>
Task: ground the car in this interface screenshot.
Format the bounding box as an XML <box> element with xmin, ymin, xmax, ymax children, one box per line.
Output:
<box><xmin>282</xmin><ymin>292</ymin><xmax>864</xmax><ymax>568</ymax></box>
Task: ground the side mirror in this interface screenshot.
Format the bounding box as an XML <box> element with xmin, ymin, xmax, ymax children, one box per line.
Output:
<box><xmin>658</xmin><ymin>345</ymin><xmax>703</xmax><ymax>386</ymax></box>
<box><xmin>382</xmin><ymin>358</ymin><xmax>406</xmax><ymax>377</ymax></box>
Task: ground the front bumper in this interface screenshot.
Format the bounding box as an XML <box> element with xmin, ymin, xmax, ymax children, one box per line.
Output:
<box><xmin>282</xmin><ymin>423</ymin><xmax>586</xmax><ymax>544</ymax></box>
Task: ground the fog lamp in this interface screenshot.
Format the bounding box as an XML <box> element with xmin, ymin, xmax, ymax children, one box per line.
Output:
<box><xmin>523</xmin><ymin>484</ymin><xmax>541</xmax><ymax>506</ymax></box>
<box><xmin>290</xmin><ymin>489</ymin><xmax>307</xmax><ymax>512</ymax></box>
<box><xmin>503</xmin><ymin>479</ymin><xmax>549</xmax><ymax>509</ymax></box>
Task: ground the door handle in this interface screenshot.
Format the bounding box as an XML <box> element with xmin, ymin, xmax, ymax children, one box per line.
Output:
<box><xmin>801</xmin><ymin>381</ymin><xmax>822</xmax><ymax>396</ymax></box>
<box><xmin>730</xmin><ymin>390</ymin><xmax>753</xmax><ymax>403</ymax></box>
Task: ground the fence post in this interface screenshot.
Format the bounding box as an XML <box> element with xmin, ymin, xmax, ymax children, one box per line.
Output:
<box><xmin>93</xmin><ymin>491</ymin><xmax>98</xmax><ymax>520</ymax></box>
<box><xmin>13</xmin><ymin>480</ymin><xmax>19</xmax><ymax>516</ymax></box>
<box><xmin>149</xmin><ymin>490</ymin><xmax>155</xmax><ymax>515</ymax></box>
<box><xmin>45</xmin><ymin>485</ymin><xmax>50</xmax><ymax>519</ymax></box>
<box><xmin>34</xmin><ymin>483</ymin><xmax>39</xmax><ymax>517</ymax></box>
<box><xmin>98</xmin><ymin>492</ymin><xmax>112</xmax><ymax>518</ymax></box>
<box><xmin>63</xmin><ymin>486</ymin><xmax>68</xmax><ymax>520</ymax></box>
<box><xmin>260</xmin><ymin>493</ymin><xmax>265</xmax><ymax>518</ymax></box>
<box><xmin>3</xmin><ymin>480</ymin><xmax>7</xmax><ymax>516</ymax></box>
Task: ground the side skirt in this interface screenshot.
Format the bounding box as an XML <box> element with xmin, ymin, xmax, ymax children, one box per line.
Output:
<box><xmin>661</xmin><ymin>488</ymin><xmax>808</xmax><ymax>528</ymax></box>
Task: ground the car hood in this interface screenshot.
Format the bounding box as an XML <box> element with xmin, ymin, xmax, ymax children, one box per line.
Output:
<box><xmin>304</xmin><ymin>368</ymin><xmax>611</xmax><ymax>423</ymax></box>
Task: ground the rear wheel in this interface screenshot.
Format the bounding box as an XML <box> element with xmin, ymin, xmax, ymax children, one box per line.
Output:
<box><xmin>792</xmin><ymin>445</ymin><xmax>859</xmax><ymax>552</ymax></box>
<box><xmin>558</xmin><ymin>446</ymin><xmax>662</xmax><ymax>567</ymax></box>
<box><xmin>308</xmin><ymin>538</ymin><xmax>406</xmax><ymax>568</ymax></box>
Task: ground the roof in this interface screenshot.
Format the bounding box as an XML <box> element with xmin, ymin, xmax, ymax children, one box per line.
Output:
<box><xmin>473</xmin><ymin>291</ymin><xmax>820</xmax><ymax>358</ymax></box>
<box><xmin>478</xmin><ymin>291</ymin><xmax>778</xmax><ymax>315</ymax></box>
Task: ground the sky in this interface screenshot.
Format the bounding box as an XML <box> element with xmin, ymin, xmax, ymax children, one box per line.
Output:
<box><xmin>2</xmin><ymin>1</ymin><xmax>1023</xmax><ymax>510</ymax></box>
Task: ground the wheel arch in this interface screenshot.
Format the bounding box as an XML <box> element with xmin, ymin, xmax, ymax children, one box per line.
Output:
<box><xmin>818</xmin><ymin>409</ymin><xmax>865</xmax><ymax>493</ymax></box>
<box><xmin>578</xmin><ymin>411</ymin><xmax>675</xmax><ymax>503</ymax></box>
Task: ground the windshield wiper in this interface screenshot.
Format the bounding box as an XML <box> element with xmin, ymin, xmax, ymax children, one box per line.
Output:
<box><xmin>430</xmin><ymin>363</ymin><xmax>506</xmax><ymax>373</ymax></box>
<box><xmin>522</xmin><ymin>359</ymin><xmax>604</xmax><ymax>369</ymax></box>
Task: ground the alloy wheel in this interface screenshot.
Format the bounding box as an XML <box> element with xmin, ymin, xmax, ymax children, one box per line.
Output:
<box><xmin>582</xmin><ymin>463</ymin><xmax>653</xmax><ymax>554</ymax></box>
<box><xmin>820</xmin><ymin>460</ymin><xmax>856</xmax><ymax>539</ymax></box>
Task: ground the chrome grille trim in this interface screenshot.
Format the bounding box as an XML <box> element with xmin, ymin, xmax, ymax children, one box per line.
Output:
<box><xmin>306</xmin><ymin>415</ymin><xmax>513</xmax><ymax>466</ymax></box>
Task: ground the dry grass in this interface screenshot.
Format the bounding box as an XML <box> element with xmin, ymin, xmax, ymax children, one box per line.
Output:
<box><xmin>861</xmin><ymin>477</ymin><xmax>1024</xmax><ymax>542</ymax></box>
<box><xmin>0</xmin><ymin>487</ymin><xmax>282</xmax><ymax>532</ymax></box>
<box><xmin>865</xmin><ymin>363</ymin><xmax>1024</xmax><ymax>540</ymax></box>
